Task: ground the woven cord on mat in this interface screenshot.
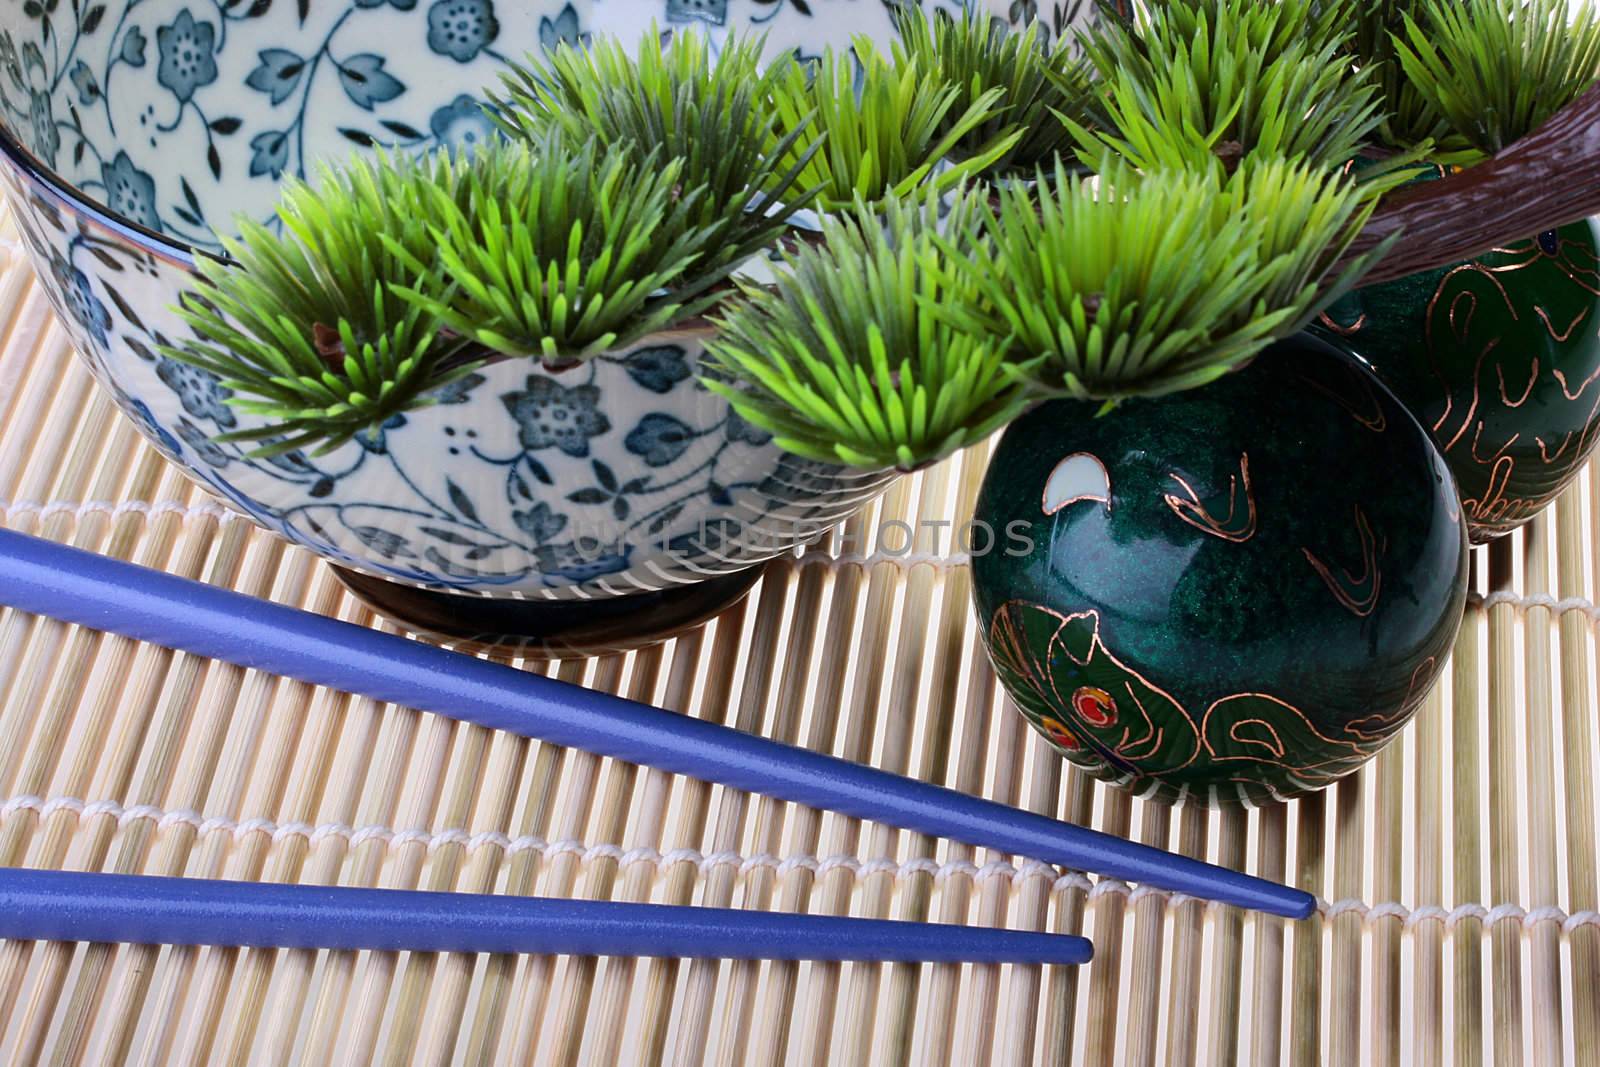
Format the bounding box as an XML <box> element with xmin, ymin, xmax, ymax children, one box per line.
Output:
<box><xmin>0</xmin><ymin>224</ymin><xmax>1598</xmax><ymax>1065</ymax></box>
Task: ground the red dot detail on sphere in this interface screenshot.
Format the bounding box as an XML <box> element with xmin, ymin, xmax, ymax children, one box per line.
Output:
<box><xmin>1072</xmin><ymin>686</ymin><xmax>1116</xmax><ymax>727</ymax></box>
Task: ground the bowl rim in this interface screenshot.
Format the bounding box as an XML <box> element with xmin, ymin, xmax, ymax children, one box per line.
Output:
<box><xmin>0</xmin><ymin>122</ymin><xmax>199</xmax><ymax>269</ymax></box>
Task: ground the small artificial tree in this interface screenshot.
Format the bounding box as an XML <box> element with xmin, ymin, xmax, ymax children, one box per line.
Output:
<box><xmin>165</xmin><ymin>4</ymin><xmax>1600</xmax><ymax>469</ymax></box>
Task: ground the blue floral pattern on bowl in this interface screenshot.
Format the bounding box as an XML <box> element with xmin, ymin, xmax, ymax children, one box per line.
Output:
<box><xmin>0</xmin><ymin>1</ymin><xmax>1087</xmax><ymax>598</ymax></box>
<box><xmin>1</xmin><ymin>151</ymin><xmax>899</xmax><ymax>595</ymax></box>
<box><xmin>0</xmin><ymin>0</ymin><xmax>1067</xmax><ymax>250</ymax></box>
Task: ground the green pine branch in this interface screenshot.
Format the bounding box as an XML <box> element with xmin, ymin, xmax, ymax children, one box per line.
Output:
<box><xmin>386</xmin><ymin>136</ymin><xmax>719</xmax><ymax>363</ymax></box>
<box><xmin>767</xmin><ymin>37</ymin><xmax>1022</xmax><ymax>213</ymax></box>
<box><xmin>489</xmin><ymin>28</ymin><xmax>819</xmax><ymax>266</ymax></box>
<box><xmin>1336</xmin><ymin>0</ymin><xmax>1458</xmax><ymax>155</ymax></box>
<box><xmin>158</xmin><ymin>20</ymin><xmax>1433</xmax><ymax>467</ymax></box>
<box><xmin>161</xmin><ymin>152</ymin><xmax>473</xmax><ymax>456</ymax></box>
<box><xmin>962</xmin><ymin>158</ymin><xmax>1390</xmax><ymax>402</ymax></box>
<box><xmin>890</xmin><ymin>7</ymin><xmax>1097</xmax><ymax>178</ymax></box>
<box><xmin>703</xmin><ymin>190</ymin><xmax>1030</xmax><ymax>472</ymax></box>
<box><xmin>163</xmin><ymin>131</ymin><xmax>781</xmax><ymax>455</ymax></box>
<box><xmin>1394</xmin><ymin>0</ymin><xmax>1600</xmax><ymax>159</ymax></box>
<box><xmin>1071</xmin><ymin>0</ymin><xmax>1400</xmax><ymax>180</ymax></box>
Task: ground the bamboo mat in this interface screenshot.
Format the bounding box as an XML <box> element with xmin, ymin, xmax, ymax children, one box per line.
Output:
<box><xmin>0</xmin><ymin>221</ymin><xmax>1596</xmax><ymax>1067</ymax></box>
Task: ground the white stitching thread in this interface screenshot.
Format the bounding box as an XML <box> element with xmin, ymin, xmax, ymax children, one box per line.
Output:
<box><xmin>1052</xmin><ymin>872</ymin><xmax>1095</xmax><ymax>896</ymax></box>
<box><xmin>0</xmin><ymin>499</ymin><xmax>245</xmax><ymax>525</ymax></box>
<box><xmin>798</xmin><ymin>549</ymin><xmax>971</xmax><ymax>571</ymax></box>
<box><xmin>1129</xmin><ymin>884</ymin><xmax>1170</xmax><ymax>906</ymax></box>
<box><xmin>858</xmin><ymin>857</ymin><xmax>902</xmax><ymax>880</ymax></box>
<box><xmin>507</xmin><ymin>836</ymin><xmax>550</xmax><ymax>859</ymax></box>
<box><xmin>1469</xmin><ymin>590</ymin><xmax>1600</xmax><ymax>622</ymax></box>
<box><xmin>932</xmin><ymin>860</ymin><xmax>978</xmax><ymax>887</ymax></box>
<box><xmin>11</xmin><ymin>499</ymin><xmax>1600</xmax><ymax>615</ymax></box>
<box><xmin>661</xmin><ymin>847</ymin><xmax>705</xmax><ymax>870</ymax></box>
<box><xmin>901</xmin><ymin>857</ymin><xmax>946</xmax><ymax>880</ymax></box>
<box><xmin>5</xmin><ymin>791</ymin><xmax>1106</xmax><ymax>895</ymax></box>
<box><xmin>4</xmin><ymin>794</ymin><xmax>1598</xmax><ymax>928</ymax></box>
<box><xmin>1565</xmin><ymin>911</ymin><xmax>1600</xmax><ymax>933</ymax></box>
<box><xmin>776</xmin><ymin>855</ymin><xmax>820</xmax><ymax>878</ymax></box>
<box><xmin>1089</xmin><ymin>878</ymin><xmax>1130</xmax><ymax>901</ymax></box>
<box><xmin>739</xmin><ymin>852</ymin><xmax>779</xmax><ymax>877</ymax></box>
<box><xmin>1404</xmin><ymin>905</ymin><xmax>1451</xmax><ymax>929</ymax></box>
<box><xmin>620</xmin><ymin>845</ymin><xmax>663</xmax><ymax>870</ymax></box>
<box><xmin>701</xmin><ymin>850</ymin><xmax>745</xmax><ymax>874</ymax></box>
<box><xmin>14</xmin><ymin>499</ymin><xmax>1600</xmax><ymax>613</ymax></box>
<box><xmin>0</xmin><ymin>501</ymin><xmax>969</xmax><ymax>571</ymax></box>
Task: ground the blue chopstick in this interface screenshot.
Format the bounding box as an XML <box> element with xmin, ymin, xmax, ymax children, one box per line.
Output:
<box><xmin>0</xmin><ymin>868</ymin><xmax>1092</xmax><ymax>963</ymax></box>
<box><xmin>0</xmin><ymin>528</ymin><xmax>1314</xmax><ymax>919</ymax></box>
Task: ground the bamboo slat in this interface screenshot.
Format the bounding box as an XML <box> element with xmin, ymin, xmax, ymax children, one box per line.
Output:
<box><xmin>0</xmin><ymin>223</ymin><xmax>1595</xmax><ymax>1064</ymax></box>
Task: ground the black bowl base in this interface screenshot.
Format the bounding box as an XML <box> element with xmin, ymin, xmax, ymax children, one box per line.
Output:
<box><xmin>332</xmin><ymin>563</ymin><xmax>769</xmax><ymax>659</ymax></box>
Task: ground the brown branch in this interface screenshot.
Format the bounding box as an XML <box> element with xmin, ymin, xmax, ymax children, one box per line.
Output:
<box><xmin>1339</xmin><ymin>81</ymin><xmax>1600</xmax><ymax>287</ymax></box>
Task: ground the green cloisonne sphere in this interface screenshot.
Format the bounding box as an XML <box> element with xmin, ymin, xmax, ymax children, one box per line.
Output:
<box><xmin>970</xmin><ymin>334</ymin><xmax>1469</xmax><ymax>806</ymax></box>
<box><xmin>1317</xmin><ymin>210</ymin><xmax>1600</xmax><ymax>543</ymax></box>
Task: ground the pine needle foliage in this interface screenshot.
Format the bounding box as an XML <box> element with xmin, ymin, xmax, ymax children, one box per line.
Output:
<box><xmin>160</xmin><ymin>21</ymin><xmax>1430</xmax><ymax>468</ymax></box>
<box><xmin>1336</xmin><ymin>0</ymin><xmax>1464</xmax><ymax>155</ymax></box>
<box><xmin>702</xmin><ymin>191</ymin><xmax>1029</xmax><ymax>471</ymax></box>
<box><xmin>962</xmin><ymin>159</ymin><xmax>1389</xmax><ymax>402</ymax></box>
<box><xmin>488</xmin><ymin>29</ymin><xmax>820</xmax><ymax>261</ymax></box>
<box><xmin>1393</xmin><ymin>0</ymin><xmax>1600</xmax><ymax>158</ymax></box>
<box><xmin>164</xmin><ymin>132</ymin><xmax>774</xmax><ymax>455</ymax></box>
<box><xmin>387</xmin><ymin>137</ymin><xmax>729</xmax><ymax>363</ymax></box>
<box><xmin>767</xmin><ymin>38</ymin><xmax>1021</xmax><ymax>213</ymax></box>
<box><xmin>1071</xmin><ymin>0</ymin><xmax>1393</xmax><ymax>179</ymax></box>
<box><xmin>161</xmin><ymin>153</ymin><xmax>474</xmax><ymax>456</ymax></box>
<box><xmin>890</xmin><ymin>7</ymin><xmax>1096</xmax><ymax>177</ymax></box>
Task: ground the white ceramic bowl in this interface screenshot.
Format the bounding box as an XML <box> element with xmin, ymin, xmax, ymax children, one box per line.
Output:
<box><xmin>0</xmin><ymin>0</ymin><xmax>1066</xmax><ymax>613</ymax></box>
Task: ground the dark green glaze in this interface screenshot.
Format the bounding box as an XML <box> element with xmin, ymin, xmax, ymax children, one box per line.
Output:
<box><xmin>1317</xmin><ymin>203</ymin><xmax>1600</xmax><ymax>542</ymax></box>
<box><xmin>970</xmin><ymin>335</ymin><xmax>1469</xmax><ymax>806</ymax></box>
